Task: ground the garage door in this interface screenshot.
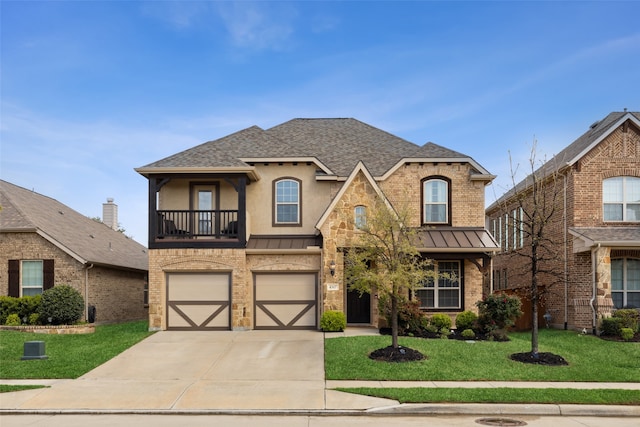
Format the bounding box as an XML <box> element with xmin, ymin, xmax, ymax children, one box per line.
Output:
<box><xmin>167</xmin><ymin>273</ymin><xmax>231</xmax><ymax>330</ymax></box>
<box><xmin>254</xmin><ymin>273</ymin><xmax>317</xmax><ymax>329</ymax></box>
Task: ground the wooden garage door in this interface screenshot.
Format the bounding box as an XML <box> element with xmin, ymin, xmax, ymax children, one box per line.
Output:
<box><xmin>254</xmin><ymin>273</ymin><xmax>317</xmax><ymax>329</ymax></box>
<box><xmin>167</xmin><ymin>273</ymin><xmax>230</xmax><ymax>330</ymax></box>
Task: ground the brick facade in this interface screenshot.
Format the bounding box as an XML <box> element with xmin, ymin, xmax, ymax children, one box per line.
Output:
<box><xmin>487</xmin><ymin>116</ymin><xmax>640</xmax><ymax>332</ymax></box>
<box><xmin>1</xmin><ymin>232</ymin><xmax>147</xmax><ymax>324</ymax></box>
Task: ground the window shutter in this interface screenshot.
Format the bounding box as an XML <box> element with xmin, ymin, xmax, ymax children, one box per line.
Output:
<box><xmin>8</xmin><ymin>260</ymin><xmax>20</xmax><ymax>297</ymax></box>
<box><xmin>43</xmin><ymin>259</ymin><xmax>55</xmax><ymax>290</ymax></box>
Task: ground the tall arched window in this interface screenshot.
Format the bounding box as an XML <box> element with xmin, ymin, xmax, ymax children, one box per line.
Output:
<box><xmin>274</xmin><ymin>178</ymin><xmax>301</xmax><ymax>225</ymax></box>
<box><xmin>422</xmin><ymin>177</ymin><xmax>450</xmax><ymax>225</ymax></box>
<box><xmin>603</xmin><ymin>176</ymin><xmax>640</xmax><ymax>222</ymax></box>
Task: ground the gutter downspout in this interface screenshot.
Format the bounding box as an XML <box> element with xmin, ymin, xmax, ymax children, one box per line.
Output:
<box><xmin>85</xmin><ymin>263</ymin><xmax>94</xmax><ymax>322</ymax></box>
<box><xmin>563</xmin><ymin>174</ymin><xmax>568</xmax><ymax>330</ymax></box>
<box><xmin>589</xmin><ymin>244</ymin><xmax>600</xmax><ymax>335</ymax></box>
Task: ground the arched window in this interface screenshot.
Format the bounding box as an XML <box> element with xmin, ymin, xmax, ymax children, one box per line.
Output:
<box><xmin>354</xmin><ymin>205</ymin><xmax>367</xmax><ymax>229</ymax></box>
<box><xmin>603</xmin><ymin>176</ymin><xmax>640</xmax><ymax>222</ymax></box>
<box><xmin>611</xmin><ymin>258</ymin><xmax>640</xmax><ymax>308</ymax></box>
<box><xmin>422</xmin><ymin>177</ymin><xmax>450</xmax><ymax>225</ymax></box>
<box><xmin>274</xmin><ymin>178</ymin><xmax>301</xmax><ymax>225</ymax></box>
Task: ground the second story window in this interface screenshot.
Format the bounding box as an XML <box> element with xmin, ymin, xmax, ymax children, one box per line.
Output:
<box><xmin>354</xmin><ymin>205</ymin><xmax>367</xmax><ymax>229</ymax></box>
<box><xmin>274</xmin><ymin>178</ymin><xmax>301</xmax><ymax>225</ymax></box>
<box><xmin>603</xmin><ymin>176</ymin><xmax>640</xmax><ymax>222</ymax></box>
<box><xmin>422</xmin><ymin>177</ymin><xmax>450</xmax><ymax>225</ymax></box>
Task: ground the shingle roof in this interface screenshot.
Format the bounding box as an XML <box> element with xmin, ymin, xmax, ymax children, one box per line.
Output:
<box><xmin>489</xmin><ymin>111</ymin><xmax>640</xmax><ymax>209</ymax></box>
<box><xmin>569</xmin><ymin>227</ymin><xmax>640</xmax><ymax>245</ymax></box>
<box><xmin>138</xmin><ymin>118</ymin><xmax>481</xmax><ymax>178</ymax></box>
<box><xmin>0</xmin><ymin>180</ymin><xmax>148</xmax><ymax>271</ymax></box>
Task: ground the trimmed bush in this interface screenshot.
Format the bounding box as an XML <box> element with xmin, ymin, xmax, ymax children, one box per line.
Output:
<box><xmin>601</xmin><ymin>317</ymin><xmax>623</xmax><ymax>337</ymax></box>
<box><xmin>0</xmin><ymin>295</ymin><xmax>42</xmax><ymax>325</ymax></box>
<box><xmin>430</xmin><ymin>313</ymin><xmax>452</xmax><ymax>332</ymax></box>
<box><xmin>28</xmin><ymin>313</ymin><xmax>40</xmax><ymax>325</ymax></box>
<box><xmin>378</xmin><ymin>294</ymin><xmax>428</xmax><ymax>335</ymax></box>
<box><xmin>0</xmin><ymin>296</ymin><xmax>20</xmax><ymax>325</ymax></box>
<box><xmin>620</xmin><ymin>327</ymin><xmax>635</xmax><ymax>341</ymax></box>
<box><xmin>320</xmin><ymin>310</ymin><xmax>346</xmax><ymax>332</ymax></box>
<box><xmin>5</xmin><ymin>313</ymin><xmax>21</xmax><ymax>326</ymax></box>
<box><xmin>455</xmin><ymin>310</ymin><xmax>478</xmax><ymax>331</ymax></box>
<box><xmin>461</xmin><ymin>328</ymin><xmax>476</xmax><ymax>339</ymax></box>
<box><xmin>476</xmin><ymin>293</ymin><xmax>522</xmax><ymax>333</ymax></box>
<box><xmin>613</xmin><ymin>309</ymin><xmax>640</xmax><ymax>332</ymax></box>
<box><xmin>39</xmin><ymin>285</ymin><xmax>84</xmax><ymax>325</ymax></box>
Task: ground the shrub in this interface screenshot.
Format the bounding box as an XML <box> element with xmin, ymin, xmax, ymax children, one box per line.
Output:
<box><xmin>455</xmin><ymin>310</ymin><xmax>478</xmax><ymax>331</ymax></box>
<box><xmin>430</xmin><ymin>313</ymin><xmax>452</xmax><ymax>332</ymax></box>
<box><xmin>461</xmin><ymin>328</ymin><xmax>475</xmax><ymax>339</ymax></box>
<box><xmin>320</xmin><ymin>310</ymin><xmax>346</xmax><ymax>332</ymax></box>
<box><xmin>613</xmin><ymin>309</ymin><xmax>640</xmax><ymax>332</ymax></box>
<box><xmin>39</xmin><ymin>285</ymin><xmax>84</xmax><ymax>325</ymax></box>
<box><xmin>600</xmin><ymin>317</ymin><xmax>623</xmax><ymax>336</ymax></box>
<box><xmin>476</xmin><ymin>293</ymin><xmax>522</xmax><ymax>333</ymax></box>
<box><xmin>378</xmin><ymin>294</ymin><xmax>428</xmax><ymax>335</ymax></box>
<box><xmin>28</xmin><ymin>313</ymin><xmax>40</xmax><ymax>325</ymax></box>
<box><xmin>5</xmin><ymin>313</ymin><xmax>21</xmax><ymax>326</ymax></box>
<box><xmin>0</xmin><ymin>296</ymin><xmax>20</xmax><ymax>324</ymax></box>
<box><xmin>620</xmin><ymin>327</ymin><xmax>635</xmax><ymax>341</ymax></box>
<box><xmin>0</xmin><ymin>295</ymin><xmax>42</xmax><ymax>325</ymax></box>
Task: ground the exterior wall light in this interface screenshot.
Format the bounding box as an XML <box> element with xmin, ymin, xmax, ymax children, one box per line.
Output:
<box><xmin>329</xmin><ymin>260</ymin><xmax>336</xmax><ymax>276</ymax></box>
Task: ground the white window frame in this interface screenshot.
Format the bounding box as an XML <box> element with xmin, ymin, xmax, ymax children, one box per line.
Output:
<box><xmin>611</xmin><ymin>258</ymin><xmax>640</xmax><ymax>309</ymax></box>
<box><xmin>414</xmin><ymin>261</ymin><xmax>461</xmax><ymax>309</ymax></box>
<box><xmin>504</xmin><ymin>213</ymin><xmax>509</xmax><ymax>251</ymax></box>
<box><xmin>423</xmin><ymin>179</ymin><xmax>448</xmax><ymax>224</ymax></box>
<box><xmin>21</xmin><ymin>260</ymin><xmax>44</xmax><ymax>297</ymax></box>
<box><xmin>603</xmin><ymin>176</ymin><xmax>640</xmax><ymax>222</ymax></box>
<box><xmin>274</xmin><ymin>178</ymin><xmax>300</xmax><ymax>225</ymax></box>
<box><xmin>519</xmin><ymin>207</ymin><xmax>524</xmax><ymax>249</ymax></box>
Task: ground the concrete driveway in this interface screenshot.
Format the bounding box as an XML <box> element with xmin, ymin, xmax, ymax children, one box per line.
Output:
<box><xmin>2</xmin><ymin>329</ymin><xmax>392</xmax><ymax>411</ymax></box>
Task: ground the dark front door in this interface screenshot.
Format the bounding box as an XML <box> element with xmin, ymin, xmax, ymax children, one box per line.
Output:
<box><xmin>347</xmin><ymin>288</ymin><xmax>371</xmax><ymax>324</ymax></box>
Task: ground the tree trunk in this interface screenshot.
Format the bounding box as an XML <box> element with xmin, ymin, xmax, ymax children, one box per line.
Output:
<box><xmin>391</xmin><ymin>294</ymin><xmax>399</xmax><ymax>349</ymax></box>
<box><xmin>531</xmin><ymin>234</ymin><xmax>539</xmax><ymax>357</ymax></box>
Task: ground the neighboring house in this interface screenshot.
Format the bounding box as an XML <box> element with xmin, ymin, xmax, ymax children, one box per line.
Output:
<box><xmin>0</xmin><ymin>181</ymin><xmax>149</xmax><ymax>323</ymax></box>
<box><xmin>486</xmin><ymin>111</ymin><xmax>640</xmax><ymax>332</ymax></box>
<box><xmin>135</xmin><ymin>118</ymin><xmax>498</xmax><ymax>331</ymax></box>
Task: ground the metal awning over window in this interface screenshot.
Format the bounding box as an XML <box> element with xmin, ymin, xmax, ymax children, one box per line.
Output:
<box><xmin>411</xmin><ymin>227</ymin><xmax>500</xmax><ymax>253</ymax></box>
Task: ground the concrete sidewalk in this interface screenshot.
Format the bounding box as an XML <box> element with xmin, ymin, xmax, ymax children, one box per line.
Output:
<box><xmin>1</xmin><ymin>328</ymin><xmax>639</xmax><ymax>417</ymax></box>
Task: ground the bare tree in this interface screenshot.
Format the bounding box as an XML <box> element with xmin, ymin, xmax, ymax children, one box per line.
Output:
<box><xmin>495</xmin><ymin>140</ymin><xmax>565</xmax><ymax>358</ymax></box>
<box><xmin>345</xmin><ymin>198</ymin><xmax>436</xmax><ymax>350</ymax></box>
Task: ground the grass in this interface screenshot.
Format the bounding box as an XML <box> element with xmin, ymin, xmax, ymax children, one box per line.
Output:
<box><xmin>0</xmin><ymin>320</ymin><xmax>154</xmax><ymax>379</ymax></box>
<box><xmin>336</xmin><ymin>387</ymin><xmax>640</xmax><ymax>405</ymax></box>
<box><xmin>325</xmin><ymin>329</ymin><xmax>640</xmax><ymax>382</ymax></box>
<box><xmin>0</xmin><ymin>384</ymin><xmax>46</xmax><ymax>393</ymax></box>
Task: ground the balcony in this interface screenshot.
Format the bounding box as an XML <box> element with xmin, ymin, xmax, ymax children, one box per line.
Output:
<box><xmin>151</xmin><ymin>209</ymin><xmax>244</xmax><ymax>248</ymax></box>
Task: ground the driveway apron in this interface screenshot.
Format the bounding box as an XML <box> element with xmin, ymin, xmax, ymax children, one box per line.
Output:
<box><xmin>9</xmin><ymin>330</ymin><xmax>329</xmax><ymax>411</ymax></box>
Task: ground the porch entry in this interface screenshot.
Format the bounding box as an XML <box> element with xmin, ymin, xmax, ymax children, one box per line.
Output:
<box><xmin>254</xmin><ymin>273</ymin><xmax>318</xmax><ymax>329</ymax></box>
<box><xmin>347</xmin><ymin>287</ymin><xmax>371</xmax><ymax>324</ymax></box>
<box><xmin>166</xmin><ymin>273</ymin><xmax>231</xmax><ymax>330</ymax></box>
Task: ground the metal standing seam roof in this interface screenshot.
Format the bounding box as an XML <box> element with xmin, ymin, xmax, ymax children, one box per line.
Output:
<box><xmin>0</xmin><ymin>180</ymin><xmax>148</xmax><ymax>272</ymax></box>
<box><xmin>412</xmin><ymin>228</ymin><xmax>500</xmax><ymax>252</ymax></box>
<box><xmin>137</xmin><ymin>118</ymin><xmax>484</xmax><ymax>179</ymax></box>
<box><xmin>246</xmin><ymin>235</ymin><xmax>323</xmax><ymax>251</ymax></box>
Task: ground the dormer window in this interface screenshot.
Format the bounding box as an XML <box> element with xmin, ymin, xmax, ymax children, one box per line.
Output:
<box><xmin>422</xmin><ymin>177</ymin><xmax>450</xmax><ymax>225</ymax></box>
<box><xmin>274</xmin><ymin>178</ymin><xmax>301</xmax><ymax>225</ymax></box>
<box><xmin>603</xmin><ymin>176</ymin><xmax>640</xmax><ymax>222</ymax></box>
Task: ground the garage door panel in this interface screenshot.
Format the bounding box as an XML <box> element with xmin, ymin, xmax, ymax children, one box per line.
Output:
<box><xmin>254</xmin><ymin>273</ymin><xmax>317</xmax><ymax>330</ymax></box>
<box><xmin>167</xmin><ymin>273</ymin><xmax>231</xmax><ymax>330</ymax></box>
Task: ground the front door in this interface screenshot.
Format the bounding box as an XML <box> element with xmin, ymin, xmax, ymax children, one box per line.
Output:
<box><xmin>192</xmin><ymin>184</ymin><xmax>218</xmax><ymax>236</ymax></box>
<box><xmin>347</xmin><ymin>287</ymin><xmax>371</xmax><ymax>324</ymax></box>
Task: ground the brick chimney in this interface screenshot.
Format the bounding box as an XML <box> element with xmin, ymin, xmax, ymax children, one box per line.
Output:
<box><xmin>102</xmin><ymin>198</ymin><xmax>118</xmax><ymax>231</ymax></box>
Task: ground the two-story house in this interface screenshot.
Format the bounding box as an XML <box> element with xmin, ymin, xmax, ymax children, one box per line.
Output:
<box><xmin>486</xmin><ymin>111</ymin><xmax>640</xmax><ymax>332</ymax></box>
<box><xmin>136</xmin><ymin>118</ymin><xmax>499</xmax><ymax>331</ymax></box>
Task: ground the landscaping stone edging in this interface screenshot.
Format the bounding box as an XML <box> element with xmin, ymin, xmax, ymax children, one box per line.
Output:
<box><xmin>0</xmin><ymin>324</ymin><xmax>95</xmax><ymax>334</ymax></box>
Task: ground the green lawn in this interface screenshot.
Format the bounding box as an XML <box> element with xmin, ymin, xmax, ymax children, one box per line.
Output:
<box><xmin>0</xmin><ymin>321</ymin><xmax>154</xmax><ymax>379</ymax></box>
<box><xmin>325</xmin><ymin>329</ymin><xmax>640</xmax><ymax>382</ymax></box>
<box><xmin>336</xmin><ymin>387</ymin><xmax>640</xmax><ymax>405</ymax></box>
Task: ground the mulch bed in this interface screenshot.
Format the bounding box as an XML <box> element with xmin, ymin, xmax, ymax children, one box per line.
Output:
<box><xmin>369</xmin><ymin>345</ymin><xmax>426</xmax><ymax>362</ymax></box>
<box><xmin>510</xmin><ymin>351</ymin><xmax>568</xmax><ymax>366</ymax></box>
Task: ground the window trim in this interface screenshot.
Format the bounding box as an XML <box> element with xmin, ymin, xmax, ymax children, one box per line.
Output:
<box><xmin>421</xmin><ymin>176</ymin><xmax>451</xmax><ymax>226</ymax></box>
<box><xmin>603</xmin><ymin>176</ymin><xmax>640</xmax><ymax>222</ymax></box>
<box><xmin>273</xmin><ymin>177</ymin><xmax>302</xmax><ymax>226</ymax></box>
<box><xmin>414</xmin><ymin>260</ymin><xmax>462</xmax><ymax>310</ymax></box>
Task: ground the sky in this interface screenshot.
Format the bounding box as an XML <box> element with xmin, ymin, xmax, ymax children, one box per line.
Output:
<box><xmin>1</xmin><ymin>1</ymin><xmax>639</xmax><ymax>246</ymax></box>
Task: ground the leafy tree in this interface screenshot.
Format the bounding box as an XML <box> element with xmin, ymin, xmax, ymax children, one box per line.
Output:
<box><xmin>345</xmin><ymin>198</ymin><xmax>437</xmax><ymax>349</ymax></box>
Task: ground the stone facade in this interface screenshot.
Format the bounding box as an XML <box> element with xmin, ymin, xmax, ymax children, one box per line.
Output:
<box><xmin>1</xmin><ymin>232</ymin><xmax>147</xmax><ymax>324</ymax></box>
